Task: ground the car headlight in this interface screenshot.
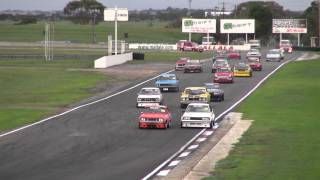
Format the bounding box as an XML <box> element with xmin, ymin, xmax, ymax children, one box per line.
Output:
<box><xmin>158</xmin><ymin>118</ymin><xmax>164</xmax><ymax>123</ymax></box>
<box><xmin>182</xmin><ymin>116</ymin><xmax>190</xmax><ymax>120</ymax></box>
<box><xmin>156</xmin><ymin>98</ymin><xmax>160</xmax><ymax>102</ymax></box>
<box><xmin>137</xmin><ymin>98</ymin><xmax>141</xmax><ymax>101</ymax></box>
<box><xmin>202</xmin><ymin>117</ymin><xmax>210</xmax><ymax>121</ymax></box>
<box><xmin>140</xmin><ymin>118</ymin><xmax>145</xmax><ymax>122</ymax></box>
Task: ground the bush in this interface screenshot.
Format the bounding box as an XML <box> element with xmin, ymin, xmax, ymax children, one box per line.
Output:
<box><xmin>14</xmin><ymin>17</ymin><xmax>37</xmax><ymax>25</ymax></box>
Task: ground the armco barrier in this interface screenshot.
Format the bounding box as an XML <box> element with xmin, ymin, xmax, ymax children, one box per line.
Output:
<box><xmin>94</xmin><ymin>52</ymin><xmax>133</xmax><ymax>68</ymax></box>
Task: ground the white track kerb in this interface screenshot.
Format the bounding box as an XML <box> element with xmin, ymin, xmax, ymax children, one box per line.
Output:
<box><xmin>0</xmin><ymin>70</ymin><xmax>175</xmax><ymax>138</ymax></box>
<box><xmin>142</xmin><ymin>60</ymin><xmax>291</xmax><ymax>180</ymax></box>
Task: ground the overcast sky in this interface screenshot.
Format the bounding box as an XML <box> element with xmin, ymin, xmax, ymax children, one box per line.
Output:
<box><xmin>0</xmin><ymin>0</ymin><xmax>314</xmax><ymax>11</ymax></box>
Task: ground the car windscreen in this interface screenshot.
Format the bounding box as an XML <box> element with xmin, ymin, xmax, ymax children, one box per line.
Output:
<box><xmin>185</xmin><ymin>89</ymin><xmax>206</xmax><ymax>95</ymax></box>
<box><xmin>186</xmin><ymin>105</ymin><xmax>210</xmax><ymax>113</ymax></box>
<box><xmin>186</xmin><ymin>62</ymin><xmax>200</xmax><ymax>66</ymax></box>
<box><xmin>205</xmin><ymin>84</ymin><xmax>219</xmax><ymax>89</ymax></box>
<box><xmin>235</xmin><ymin>64</ymin><xmax>247</xmax><ymax>69</ymax></box>
<box><xmin>139</xmin><ymin>89</ymin><xmax>159</xmax><ymax>95</ymax></box>
<box><xmin>268</xmin><ymin>51</ymin><xmax>279</xmax><ymax>54</ymax></box>
<box><xmin>216</xmin><ymin>68</ymin><xmax>230</xmax><ymax>73</ymax></box>
<box><xmin>214</xmin><ymin>60</ymin><xmax>227</xmax><ymax>65</ymax></box>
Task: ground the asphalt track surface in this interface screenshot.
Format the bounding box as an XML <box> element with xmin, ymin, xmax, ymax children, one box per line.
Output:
<box><xmin>0</xmin><ymin>51</ymin><xmax>300</xmax><ymax>180</ymax></box>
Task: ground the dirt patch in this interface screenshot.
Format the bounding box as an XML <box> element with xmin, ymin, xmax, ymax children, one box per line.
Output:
<box><xmin>69</xmin><ymin>63</ymin><xmax>173</xmax><ymax>107</ymax></box>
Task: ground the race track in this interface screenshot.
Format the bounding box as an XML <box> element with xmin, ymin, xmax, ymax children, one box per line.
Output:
<box><xmin>0</xmin><ymin>51</ymin><xmax>300</xmax><ymax>180</ymax></box>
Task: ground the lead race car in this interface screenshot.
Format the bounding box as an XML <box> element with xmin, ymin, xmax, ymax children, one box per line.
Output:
<box><xmin>155</xmin><ymin>73</ymin><xmax>179</xmax><ymax>92</ymax></box>
<box><xmin>138</xmin><ymin>105</ymin><xmax>172</xmax><ymax>129</ymax></box>
<box><xmin>136</xmin><ymin>87</ymin><xmax>163</xmax><ymax>108</ymax></box>
<box><xmin>181</xmin><ymin>103</ymin><xmax>216</xmax><ymax>128</ymax></box>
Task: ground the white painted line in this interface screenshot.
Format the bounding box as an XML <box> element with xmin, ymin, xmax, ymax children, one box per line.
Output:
<box><xmin>188</xmin><ymin>144</ymin><xmax>199</xmax><ymax>150</ymax></box>
<box><xmin>157</xmin><ymin>169</ymin><xmax>171</xmax><ymax>176</ymax></box>
<box><xmin>168</xmin><ymin>160</ymin><xmax>180</xmax><ymax>167</ymax></box>
<box><xmin>203</xmin><ymin>131</ymin><xmax>214</xmax><ymax>136</ymax></box>
<box><xmin>142</xmin><ymin>60</ymin><xmax>293</xmax><ymax>180</ymax></box>
<box><xmin>196</xmin><ymin>138</ymin><xmax>207</xmax><ymax>142</ymax></box>
<box><xmin>0</xmin><ymin>69</ymin><xmax>175</xmax><ymax>138</ymax></box>
<box><xmin>178</xmin><ymin>151</ymin><xmax>191</xmax><ymax>158</ymax></box>
<box><xmin>141</xmin><ymin>129</ymin><xmax>206</xmax><ymax>180</ymax></box>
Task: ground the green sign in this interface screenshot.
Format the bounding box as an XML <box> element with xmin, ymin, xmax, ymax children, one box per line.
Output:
<box><xmin>184</xmin><ymin>20</ymin><xmax>193</xmax><ymax>27</ymax></box>
<box><xmin>224</xmin><ymin>23</ymin><xmax>232</xmax><ymax>30</ymax></box>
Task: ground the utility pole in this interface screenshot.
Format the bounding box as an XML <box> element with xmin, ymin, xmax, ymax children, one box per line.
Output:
<box><xmin>188</xmin><ymin>0</ymin><xmax>192</xmax><ymax>41</ymax></box>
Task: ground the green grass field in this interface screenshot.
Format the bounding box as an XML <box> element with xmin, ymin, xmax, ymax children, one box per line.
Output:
<box><xmin>0</xmin><ymin>50</ymin><xmax>211</xmax><ymax>132</ymax></box>
<box><xmin>205</xmin><ymin>60</ymin><xmax>320</xmax><ymax>180</ymax></box>
<box><xmin>0</xmin><ymin>20</ymin><xmax>202</xmax><ymax>43</ymax></box>
<box><xmin>0</xmin><ymin>59</ymin><xmax>105</xmax><ymax>132</ymax></box>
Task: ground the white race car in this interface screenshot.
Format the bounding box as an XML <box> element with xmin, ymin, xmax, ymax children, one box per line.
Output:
<box><xmin>246</xmin><ymin>49</ymin><xmax>261</xmax><ymax>59</ymax></box>
<box><xmin>266</xmin><ymin>49</ymin><xmax>284</xmax><ymax>62</ymax></box>
<box><xmin>181</xmin><ymin>103</ymin><xmax>216</xmax><ymax>128</ymax></box>
<box><xmin>136</xmin><ymin>87</ymin><xmax>163</xmax><ymax>108</ymax></box>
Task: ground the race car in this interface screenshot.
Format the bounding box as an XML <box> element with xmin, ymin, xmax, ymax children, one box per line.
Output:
<box><xmin>279</xmin><ymin>40</ymin><xmax>293</xmax><ymax>53</ymax></box>
<box><xmin>204</xmin><ymin>83</ymin><xmax>224</xmax><ymax>101</ymax></box>
<box><xmin>175</xmin><ymin>57</ymin><xmax>190</xmax><ymax>71</ymax></box>
<box><xmin>155</xmin><ymin>73</ymin><xmax>179</xmax><ymax>92</ymax></box>
<box><xmin>248</xmin><ymin>39</ymin><xmax>261</xmax><ymax>49</ymax></box>
<box><xmin>248</xmin><ymin>57</ymin><xmax>262</xmax><ymax>71</ymax></box>
<box><xmin>213</xmin><ymin>51</ymin><xmax>228</xmax><ymax>63</ymax></box>
<box><xmin>136</xmin><ymin>87</ymin><xmax>163</xmax><ymax>108</ymax></box>
<box><xmin>228</xmin><ymin>51</ymin><xmax>241</xmax><ymax>60</ymax></box>
<box><xmin>184</xmin><ymin>60</ymin><xmax>202</xmax><ymax>73</ymax></box>
<box><xmin>246</xmin><ymin>49</ymin><xmax>261</xmax><ymax>59</ymax></box>
<box><xmin>266</xmin><ymin>49</ymin><xmax>284</xmax><ymax>62</ymax></box>
<box><xmin>211</xmin><ymin>59</ymin><xmax>230</xmax><ymax>73</ymax></box>
<box><xmin>213</xmin><ymin>68</ymin><xmax>234</xmax><ymax>83</ymax></box>
<box><xmin>139</xmin><ymin>105</ymin><xmax>172</xmax><ymax>129</ymax></box>
<box><xmin>180</xmin><ymin>87</ymin><xmax>210</xmax><ymax>108</ymax></box>
<box><xmin>180</xmin><ymin>41</ymin><xmax>204</xmax><ymax>52</ymax></box>
<box><xmin>233</xmin><ymin>62</ymin><xmax>252</xmax><ymax>77</ymax></box>
<box><xmin>180</xmin><ymin>103</ymin><xmax>216</xmax><ymax>128</ymax></box>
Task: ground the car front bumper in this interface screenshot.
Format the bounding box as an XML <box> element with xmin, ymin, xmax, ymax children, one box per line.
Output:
<box><xmin>181</xmin><ymin>121</ymin><xmax>211</xmax><ymax>128</ymax></box>
<box><xmin>137</xmin><ymin>102</ymin><xmax>160</xmax><ymax>107</ymax></box>
<box><xmin>139</xmin><ymin>122</ymin><xmax>166</xmax><ymax>129</ymax></box>
<box><xmin>214</xmin><ymin>77</ymin><xmax>233</xmax><ymax>83</ymax></box>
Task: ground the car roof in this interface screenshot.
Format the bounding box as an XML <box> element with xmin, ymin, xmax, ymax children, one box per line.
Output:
<box><xmin>141</xmin><ymin>87</ymin><xmax>160</xmax><ymax>90</ymax></box>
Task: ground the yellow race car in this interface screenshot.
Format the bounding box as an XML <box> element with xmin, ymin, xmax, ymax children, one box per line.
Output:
<box><xmin>233</xmin><ymin>62</ymin><xmax>252</xmax><ymax>77</ymax></box>
<box><xmin>180</xmin><ymin>87</ymin><xmax>211</xmax><ymax>108</ymax></box>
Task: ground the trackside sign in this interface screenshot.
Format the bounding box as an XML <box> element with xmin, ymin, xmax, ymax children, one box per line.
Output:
<box><xmin>220</xmin><ymin>19</ymin><xmax>255</xmax><ymax>33</ymax></box>
<box><xmin>104</xmin><ymin>8</ymin><xmax>128</xmax><ymax>21</ymax></box>
<box><xmin>182</xmin><ymin>18</ymin><xmax>216</xmax><ymax>33</ymax></box>
<box><xmin>272</xmin><ymin>19</ymin><xmax>307</xmax><ymax>33</ymax></box>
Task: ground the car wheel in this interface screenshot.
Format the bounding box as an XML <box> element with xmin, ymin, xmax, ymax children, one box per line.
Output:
<box><xmin>176</xmin><ymin>87</ymin><xmax>179</xmax><ymax>92</ymax></box>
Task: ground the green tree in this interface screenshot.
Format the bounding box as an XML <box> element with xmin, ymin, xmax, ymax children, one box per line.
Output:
<box><xmin>64</xmin><ymin>0</ymin><xmax>105</xmax><ymax>24</ymax></box>
<box><xmin>301</xmin><ymin>1</ymin><xmax>318</xmax><ymax>46</ymax></box>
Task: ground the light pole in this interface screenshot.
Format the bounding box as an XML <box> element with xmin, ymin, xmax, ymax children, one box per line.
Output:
<box><xmin>89</xmin><ymin>9</ymin><xmax>100</xmax><ymax>44</ymax></box>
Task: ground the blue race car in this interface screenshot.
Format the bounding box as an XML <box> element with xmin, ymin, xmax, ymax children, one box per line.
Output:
<box><xmin>155</xmin><ymin>74</ymin><xmax>179</xmax><ymax>92</ymax></box>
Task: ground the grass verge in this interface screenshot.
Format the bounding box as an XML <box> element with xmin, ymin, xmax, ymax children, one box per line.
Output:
<box><xmin>205</xmin><ymin>60</ymin><xmax>320</xmax><ymax>180</ymax></box>
<box><xmin>0</xmin><ymin>59</ymin><xmax>105</xmax><ymax>132</ymax></box>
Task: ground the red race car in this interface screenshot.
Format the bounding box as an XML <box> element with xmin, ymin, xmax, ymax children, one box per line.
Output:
<box><xmin>228</xmin><ymin>51</ymin><xmax>241</xmax><ymax>60</ymax></box>
<box><xmin>213</xmin><ymin>68</ymin><xmax>234</xmax><ymax>83</ymax></box>
<box><xmin>175</xmin><ymin>57</ymin><xmax>190</xmax><ymax>71</ymax></box>
<box><xmin>139</xmin><ymin>106</ymin><xmax>172</xmax><ymax>129</ymax></box>
<box><xmin>248</xmin><ymin>57</ymin><xmax>262</xmax><ymax>71</ymax></box>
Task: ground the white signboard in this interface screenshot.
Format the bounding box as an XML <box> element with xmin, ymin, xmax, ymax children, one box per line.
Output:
<box><xmin>129</xmin><ymin>43</ymin><xmax>177</xmax><ymax>50</ymax></box>
<box><xmin>104</xmin><ymin>8</ymin><xmax>128</xmax><ymax>21</ymax></box>
<box><xmin>182</xmin><ymin>18</ymin><xmax>216</xmax><ymax>33</ymax></box>
<box><xmin>272</xmin><ymin>19</ymin><xmax>307</xmax><ymax>34</ymax></box>
<box><xmin>221</xmin><ymin>19</ymin><xmax>255</xmax><ymax>34</ymax></box>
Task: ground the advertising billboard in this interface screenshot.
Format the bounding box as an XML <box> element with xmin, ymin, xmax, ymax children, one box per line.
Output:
<box><xmin>104</xmin><ymin>8</ymin><xmax>128</xmax><ymax>21</ymax></box>
<box><xmin>182</xmin><ymin>18</ymin><xmax>216</xmax><ymax>33</ymax></box>
<box><xmin>272</xmin><ymin>19</ymin><xmax>307</xmax><ymax>33</ymax></box>
<box><xmin>220</xmin><ymin>19</ymin><xmax>255</xmax><ymax>34</ymax></box>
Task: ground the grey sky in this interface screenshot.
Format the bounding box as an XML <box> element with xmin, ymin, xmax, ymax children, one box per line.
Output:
<box><xmin>0</xmin><ymin>0</ymin><xmax>314</xmax><ymax>11</ymax></box>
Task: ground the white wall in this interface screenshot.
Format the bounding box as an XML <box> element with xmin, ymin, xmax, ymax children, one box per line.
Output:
<box><xmin>94</xmin><ymin>52</ymin><xmax>133</xmax><ymax>69</ymax></box>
